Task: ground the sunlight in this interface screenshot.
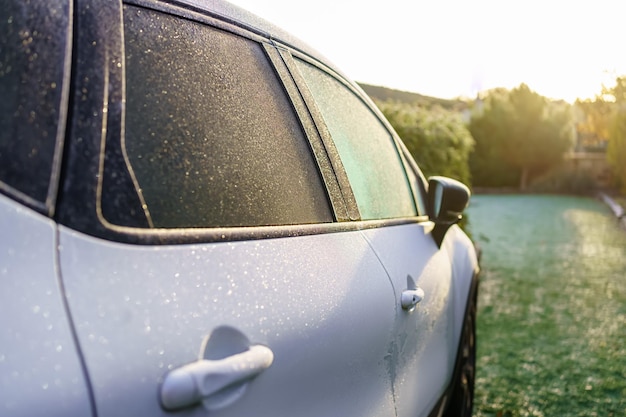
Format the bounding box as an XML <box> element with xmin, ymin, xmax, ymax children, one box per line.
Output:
<box><xmin>228</xmin><ymin>0</ymin><xmax>626</xmax><ymax>102</ymax></box>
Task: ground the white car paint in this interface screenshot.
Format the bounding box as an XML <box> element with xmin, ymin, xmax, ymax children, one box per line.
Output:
<box><xmin>0</xmin><ymin>195</ymin><xmax>93</xmax><ymax>417</ymax></box>
<box><xmin>58</xmin><ymin>225</ymin><xmax>399</xmax><ymax>417</ymax></box>
<box><xmin>361</xmin><ymin>222</ymin><xmax>476</xmax><ymax>417</ymax></box>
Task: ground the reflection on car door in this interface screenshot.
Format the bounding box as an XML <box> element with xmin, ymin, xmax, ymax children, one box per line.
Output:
<box><xmin>58</xmin><ymin>229</ymin><xmax>398</xmax><ymax>417</ymax></box>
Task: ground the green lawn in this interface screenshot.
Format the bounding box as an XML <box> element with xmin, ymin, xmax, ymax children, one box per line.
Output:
<box><xmin>467</xmin><ymin>195</ymin><xmax>626</xmax><ymax>417</ymax></box>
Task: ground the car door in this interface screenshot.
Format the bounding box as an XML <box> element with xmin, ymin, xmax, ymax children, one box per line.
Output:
<box><xmin>361</xmin><ymin>223</ymin><xmax>457</xmax><ymax>417</ymax></box>
<box><xmin>291</xmin><ymin>58</ymin><xmax>460</xmax><ymax>416</ymax></box>
<box><xmin>56</xmin><ymin>1</ymin><xmax>398</xmax><ymax>416</ymax></box>
<box><xmin>360</xmin><ymin>159</ymin><xmax>463</xmax><ymax>417</ymax></box>
<box><xmin>57</xmin><ymin>230</ymin><xmax>398</xmax><ymax>417</ymax></box>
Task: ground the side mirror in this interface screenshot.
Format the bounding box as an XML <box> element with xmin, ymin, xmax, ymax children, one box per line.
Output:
<box><xmin>427</xmin><ymin>176</ymin><xmax>470</xmax><ymax>247</ymax></box>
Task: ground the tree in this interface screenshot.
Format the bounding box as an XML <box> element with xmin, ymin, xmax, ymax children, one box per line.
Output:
<box><xmin>574</xmin><ymin>98</ymin><xmax>612</xmax><ymax>151</ymax></box>
<box><xmin>605</xmin><ymin>77</ymin><xmax>626</xmax><ymax>193</ymax></box>
<box><xmin>469</xmin><ymin>89</ymin><xmax>521</xmax><ymax>188</ymax></box>
<box><xmin>375</xmin><ymin>100</ymin><xmax>474</xmax><ymax>186</ymax></box>
<box><xmin>469</xmin><ymin>84</ymin><xmax>575</xmax><ymax>190</ymax></box>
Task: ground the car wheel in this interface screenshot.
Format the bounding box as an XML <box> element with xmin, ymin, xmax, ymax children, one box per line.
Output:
<box><xmin>443</xmin><ymin>287</ymin><xmax>477</xmax><ymax>417</ymax></box>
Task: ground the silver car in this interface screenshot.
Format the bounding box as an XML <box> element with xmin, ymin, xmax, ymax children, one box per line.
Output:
<box><xmin>0</xmin><ymin>0</ymin><xmax>479</xmax><ymax>416</ymax></box>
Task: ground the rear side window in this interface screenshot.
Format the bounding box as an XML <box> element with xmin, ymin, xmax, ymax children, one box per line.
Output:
<box><xmin>295</xmin><ymin>60</ymin><xmax>416</xmax><ymax>220</ymax></box>
<box><xmin>113</xmin><ymin>7</ymin><xmax>332</xmax><ymax>228</ymax></box>
<box><xmin>0</xmin><ymin>0</ymin><xmax>70</xmax><ymax>211</ymax></box>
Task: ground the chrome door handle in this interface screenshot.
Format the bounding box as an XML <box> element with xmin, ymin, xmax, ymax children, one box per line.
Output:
<box><xmin>160</xmin><ymin>344</ymin><xmax>274</xmax><ymax>411</ymax></box>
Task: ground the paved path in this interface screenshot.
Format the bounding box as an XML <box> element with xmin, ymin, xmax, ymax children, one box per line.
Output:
<box><xmin>599</xmin><ymin>192</ymin><xmax>626</xmax><ymax>229</ymax></box>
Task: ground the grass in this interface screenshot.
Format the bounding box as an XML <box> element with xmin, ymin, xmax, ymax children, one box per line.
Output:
<box><xmin>467</xmin><ymin>195</ymin><xmax>626</xmax><ymax>417</ymax></box>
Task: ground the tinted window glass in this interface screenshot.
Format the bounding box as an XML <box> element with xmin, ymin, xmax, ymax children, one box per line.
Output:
<box><xmin>0</xmin><ymin>0</ymin><xmax>70</xmax><ymax>209</ymax></box>
<box><xmin>118</xmin><ymin>7</ymin><xmax>332</xmax><ymax>228</ymax></box>
<box><xmin>295</xmin><ymin>60</ymin><xmax>416</xmax><ymax>220</ymax></box>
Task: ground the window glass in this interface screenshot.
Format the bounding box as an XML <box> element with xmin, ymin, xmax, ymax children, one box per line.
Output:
<box><xmin>0</xmin><ymin>0</ymin><xmax>69</xmax><ymax>208</ymax></box>
<box><xmin>403</xmin><ymin>155</ymin><xmax>428</xmax><ymax>216</ymax></box>
<box><xmin>295</xmin><ymin>60</ymin><xmax>416</xmax><ymax>220</ymax></box>
<box><xmin>117</xmin><ymin>7</ymin><xmax>332</xmax><ymax>228</ymax></box>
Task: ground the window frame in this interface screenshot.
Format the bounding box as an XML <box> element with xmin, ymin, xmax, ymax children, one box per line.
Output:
<box><xmin>57</xmin><ymin>0</ymin><xmax>430</xmax><ymax>246</ymax></box>
<box><xmin>114</xmin><ymin>7</ymin><xmax>336</xmax><ymax>229</ymax></box>
<box><xmin>282</xmin><ymin>48</ymin><xmax>430</xmax><ymax>221</ymax></box>
<box><xmin>57</xmin><ymin>0</ymin><xmax>348</xmax><ymax>245</ymax></box>
<box><xmin>0</xmin><ymin>0</ymin><xmax>73</xmax><ymax>216</ymax></box>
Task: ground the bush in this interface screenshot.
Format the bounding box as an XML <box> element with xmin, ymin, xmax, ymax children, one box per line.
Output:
<box><xmin>375</xmin><ymin>100</ymin><xmax>474</xmax><ymax>186</ymax></box>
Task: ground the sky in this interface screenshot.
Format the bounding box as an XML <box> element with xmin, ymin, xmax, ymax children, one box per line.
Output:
<box><xmin>226</xmin><ymin>0</ymin><xmax>626</xmax><ymax>103</ymax></box>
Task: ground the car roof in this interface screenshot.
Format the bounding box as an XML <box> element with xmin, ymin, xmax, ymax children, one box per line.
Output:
<box><xmin>172</xmin><ymin>0</ymin><xmax>341</xmax><ymax>71</ymax></box>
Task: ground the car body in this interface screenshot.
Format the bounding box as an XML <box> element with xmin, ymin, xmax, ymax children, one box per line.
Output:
<box><xmin>0</xmin><ymin>1</ymin><xmax>479</xmax><ymax>416</ymax></box>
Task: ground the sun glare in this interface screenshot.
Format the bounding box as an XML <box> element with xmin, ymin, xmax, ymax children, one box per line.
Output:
<box><xmin>228</xmin><ymin>0</ymin><xmax>625</xmax><ymax>102</ymax></box>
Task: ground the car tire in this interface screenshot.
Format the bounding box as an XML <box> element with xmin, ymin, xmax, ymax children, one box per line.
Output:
<box><xmin>443</xmin><ymin>284</ymin><xmax>477</xmax><ymax>417</ymax></box>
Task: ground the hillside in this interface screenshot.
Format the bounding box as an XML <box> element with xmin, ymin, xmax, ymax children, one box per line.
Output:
<box><xmin>358</xmin><ymin>83</ymin><xmax>469</xmax><ymax>112</ymax></box>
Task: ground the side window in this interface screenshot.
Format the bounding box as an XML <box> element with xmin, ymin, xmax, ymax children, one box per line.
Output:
<box><xmin>111</xmin><ymin>7</ymin><xmax>333</xmax><ymax>228</ymax></box>
<box><xmin>295</xmin><ymin>59</ymin><xmax>416</xmax><ymax>220</ymax></box>
<box><xmin>0</xmin><ymin>0</ymin><xmax>70</xmax><ymax>211</ymax></box>
<box><xmin>403</xmin><ymin>156</ymin><xmax>428</xmax><ymax>216</ymax></box>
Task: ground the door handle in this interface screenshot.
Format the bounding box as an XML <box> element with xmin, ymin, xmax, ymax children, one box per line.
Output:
<box><xmin>160</xmin><ymin>344</ymin><xmax>274</xmax><ymax>411</ymax></box>
<box><xmin>401</xmin><ymin>275</ymin><xmax>424</xmax><ymax>311</ymax></box>
<box><xmin>401</xmin><ymin>287</ymin><xmax>425</xmax><ymax>310</ymax></box>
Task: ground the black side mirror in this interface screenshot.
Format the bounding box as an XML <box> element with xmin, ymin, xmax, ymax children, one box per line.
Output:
<box><xmin>427</xmin><ymin>176</ymin><xmax>470</xmax><ymax>247</ymax></box>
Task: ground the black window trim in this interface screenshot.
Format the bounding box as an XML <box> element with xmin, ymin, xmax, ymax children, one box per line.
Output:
<box><xmin>276</xmin><ymin>46</ymin><xmax>361</xmax><ymax>222</ymax></box>
<box><xmin>262</xmin><ymin>44</ymin><xmax>349</xmax><ymax>222</ymax></box>
<box><xmin>58</xmin><ymin>0</ymin><xmax>430</xmax><ymax>246</ymax></box>
<box><xmin>58</xmin><ymin>0</ymin><xmax>341</xmax><ymax>245</ymax></box>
